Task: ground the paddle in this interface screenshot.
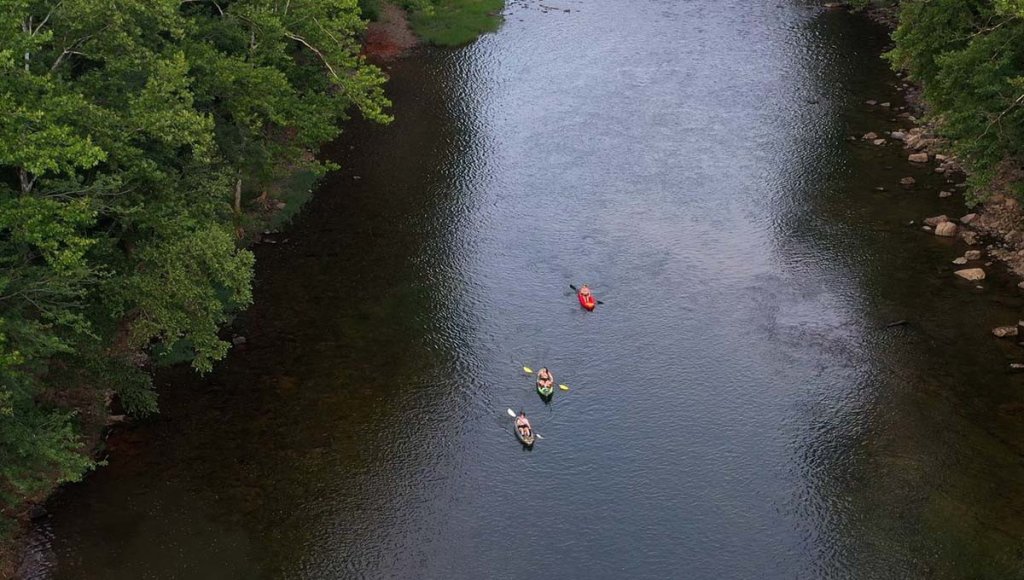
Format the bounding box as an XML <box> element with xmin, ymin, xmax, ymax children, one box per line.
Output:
<box><xmin>506</xmin><ymin>408</ymin><xmax>543</xmax><ymax>439</ymax></box>
<box><xmin>521</xmin><ymin>364</ymin><xmax>568</xmax><ymax>391</ymax></box>
<box><xmin>568</xmin><ymin>284</ymin><xmax>604</xmax><ymax>305</ymax></box>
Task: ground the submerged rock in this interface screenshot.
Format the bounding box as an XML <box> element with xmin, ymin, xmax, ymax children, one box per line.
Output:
<box><xmin>993</xmin><ymin>326</ymin><xmax>1019</xmax><ymax>338</ymax></box>
<box><xmin>954</xmin><ymin>268</ymin><xmax>986</xmax><ymax>281</ymax></box>
<box><xmin>900</xmin><ymin>177</ymin><xmax>916</xmax><ymax>187</ymax></box>
<box><xmin>939</xmin><ymin>191</ymin><xmax>952</xmax><ymax>198</ymax></box>
<box><xmin>935</xmin><ymin>222</ymin><xmax>958</xmax><ymax>237</ymax></box>
<box><xmin>924</xmin><ymin>215</ymin><xmax>949</xmax><ymax>227</ymax></box>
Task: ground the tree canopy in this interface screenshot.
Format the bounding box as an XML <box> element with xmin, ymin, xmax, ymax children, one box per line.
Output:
<box><xmin>0</xmin><ymin>0</ymin><xmax>388</xmax><ymax>510</ymax></box>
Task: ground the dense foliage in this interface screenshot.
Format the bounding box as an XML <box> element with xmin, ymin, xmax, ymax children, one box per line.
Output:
<box><xmin>881</xmin><ymin>0</ymin><xmax>1024</xmax><ymax>196</ymax></box>
<box><xmin>0</xmin><ymin>0</ymin><xmax>388</xmax><ymax>514</ymax></box>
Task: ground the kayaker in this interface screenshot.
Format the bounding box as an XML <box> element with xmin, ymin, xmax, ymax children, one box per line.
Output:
<box><xmin>579</xmin><ymin>284</ymin><xmax>592</xmax><ymax>298</ymax></box>
<box><xmin>515</xmin><ymin>411</ymin><xmax>532</xmax><ymax>437</ymax></box>
<box><xmin>537</xmin><ymin>367</ymin><xmax>554</xmax><ymax>387</ymax></box>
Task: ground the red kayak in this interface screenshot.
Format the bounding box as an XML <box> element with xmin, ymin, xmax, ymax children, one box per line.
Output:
<box><xmin>578</xmin><ymin>290</ymin><xmax>596</xmax><ymax>311</ymax></box>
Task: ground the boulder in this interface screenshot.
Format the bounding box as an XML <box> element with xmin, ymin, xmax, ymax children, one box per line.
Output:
<box><xmin>862</xmin><ymin>132</ymin><xmax>879</xmax><ymax>140</ymax></box>
<box><xmin>954</xmin><ymin>268</ymin><xmax>986</xmax><ymax>281</ymax></box>
<box><xmin>993</xmin><ymin>326</ymin><xmax>1019</xmax><ymax>338</ymax></box>
<box><xmin>965</xmin><ymin>250</ymin><xmax>982</xmax><ymax>260</ymax></box>
<box><xmin>952</xmin><ymin>257</ymin><xmax>968</xmax><ymax>265</ymax></box>
<box><xmin>908</xmin><ymin>152</ymin><xmax>929</xmax><ymax>163</ymax></box>
<box><xmin>924</xmin><ymin>215</ymin><xmax>949</xmax><ymax>226</ymax></box>
<box><xmin>960</xmin><ymin>213</ymin><xmax>978</xmax><ymax>225</ymax></box>
<box><xmin>900</xmin><ymin>177</ymin><xmax>916</xmax><ymax>187</ymax></box>
<box><xmin>935</xmin><ymin>221</ymin><xmax>958</xmax><ymax>237</ymax></box>
<box><xmin>890</xmin><ymin>131</ymin><xmax>906</xmax><ymax>140</ymax></box>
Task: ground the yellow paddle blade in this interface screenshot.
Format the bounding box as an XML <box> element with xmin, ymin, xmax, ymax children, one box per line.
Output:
<box><xmin>559</xmin><ymin>384</ymin><xmax>569</xmax><ymax>391</ymax></box>
<box><xmin>522</xmin><ymin>366</ymin><xmax>533</xmax><ymax>374</ymax></box>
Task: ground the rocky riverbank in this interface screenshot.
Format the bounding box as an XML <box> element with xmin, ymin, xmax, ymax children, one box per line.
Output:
<box><xmin>842</xmin><ymin>1</ymin><xmax>1024</xmax><ymax>332</ymax></box>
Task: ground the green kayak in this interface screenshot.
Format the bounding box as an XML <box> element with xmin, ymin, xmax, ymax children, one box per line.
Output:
<box><xmin>536</xmin><ymin>380</ymin><xmax>554</xmax><ymax>398</ymax></box>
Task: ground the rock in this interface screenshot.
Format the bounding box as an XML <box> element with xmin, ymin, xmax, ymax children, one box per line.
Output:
<box><xmin>921</xmin><ymin>226</ymin><xmax>933</xmax><ymax>232</ymax></box>
<box><xmin>865</xmin><ymin>100</ymin><xmax>878</xmax><ymax>106</ymax></box>
<box><xmin>875</xmin><ymin>186</ymin><xmax>887</xmax><ymax>191</ymax></box>
<box><xmin>908</xmin><ymin>152</ymin><xmax>930</xmax><ymax>163</ymax></box>
<box><xmin>352</xmin><ymin>175</ymin><xmax>361</xmax><ymax>180</ymax></box>
<box><xmin>962</xmin><ymin>231</ymin><xmax>979</xmax><ymax>245</ymax></box>
<box><xmin>965</xmin><ymin>250</ymin><xmax>982</xmax><ymax>260</ymax></box>
<box><xmin>935</xmin><ymin>154</ymin><xmax>948</xmax><ymax>162</ymax></box>
<box><xmin>890</xmin><ymin>131</ymin><xmax>906</xmax><ymax>140</ymax></box>
<box><xmin>873</xmin><ymin>138</ymin><xmax>886</xmax><ymax>146</ymax></box>
<box><xmin>939</xmin><ymin>191</ymin><xmax>952</xmax><ymax>198</ymax></box>
<box><xmin>952</xmin><ymin>257</ymin><xmax>968</xmax><ymax>265</ymax></box>
<box><xmin>232</xmin><ymin>336</ymin><xmax>247</xmax><ymax>346</ymax></box>
<box><xmin>960</xmin><ymin>213</ymin><xmax>978</xmax><ymax>225</ymax></box>
<box><xmin>274</xmin><ymin>201</ymin><xmax>286</xmax><ymax>210</ymax></box>
<box><xmin>106</xmin><ymin>414</ymin><xmax>126</xmax><ymax>425</ymax></box>
<box><xmin>28</xmin><ymin>505</ymin><xmax>47</xmax><ymax>520</ymax></box>
<box><xmin>900</xmin><ymin>177</ymin><xmax>916</xmax><ymax>187</ymax></box>
<box><xmin>993</xmin><ymin>326</ymin><xmax>1019</xmax><ymax>338</ymax></box>
<box><xmin>935</xmin><ymin>167</ymin><xmax>947</xmax><ymax>174</ymax></box>
<box><xmin>924</xmin><ymin>215</ymin><xmax>949</xmax><ymax>227</ymax></box>
<box><xmin>863</xmin><ymin>132</ymin><xmax>879</xmax><ymax>140</ymax></box>
<box><xmin>881</xmin><ymin>102</ymin><xmax>891</xmax><ymax>107</ymax></box>
<box><xmin>1018</xmin><ymin>281</ymin><xmax>1024</xmax><ymax>290</ymax></box>
<box><xmin>955</xmin><ymin>268</ymin><xmax>986</xmax><ymax>281</ymax></box>
<box><xmin>935</xmin><ymin>221</ymin><xmax>958</xmax><ymax>237</ymax></box>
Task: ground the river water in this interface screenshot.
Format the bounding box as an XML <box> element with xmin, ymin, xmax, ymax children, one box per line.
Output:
<box><xmin>24</xmin><ymin>1</ymin><xmax>1024</xmax><ymax>578</ymax></box>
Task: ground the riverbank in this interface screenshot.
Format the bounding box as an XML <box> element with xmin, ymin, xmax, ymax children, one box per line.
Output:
<box><xmin>0</xmin><ymin>1</ymin><xmax>504</xmax><ymax>575</ymax></box>
<box><xmin>843</xmin><ymin>0</ymin><xmax>1024</xmax><ymax>339</ymax></box>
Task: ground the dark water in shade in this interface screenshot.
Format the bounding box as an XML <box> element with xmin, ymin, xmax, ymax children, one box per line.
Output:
<box><xmin>22</xmin><ymin>1</ymin><xmax>1024</xmax><ymax>578</ymax></box>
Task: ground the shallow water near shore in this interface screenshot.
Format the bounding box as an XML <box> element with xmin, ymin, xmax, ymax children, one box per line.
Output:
<box><xmin>23</xmin><ymin>1</ymin><xmax>1024</xmax><ymax>578</ymax></box>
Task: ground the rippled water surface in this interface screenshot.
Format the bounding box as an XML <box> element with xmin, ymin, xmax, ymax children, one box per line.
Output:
<box><xmin>26</xmin><ymin>1</ymin><xmax>1024</xmax><ymax>578</ymax></box>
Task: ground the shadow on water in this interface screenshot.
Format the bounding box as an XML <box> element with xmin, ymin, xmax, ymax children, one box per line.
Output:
<box><xmin>768</xmin><ymin>10</ymin><xmax>1024</xmax><ymax>578</ymax></box>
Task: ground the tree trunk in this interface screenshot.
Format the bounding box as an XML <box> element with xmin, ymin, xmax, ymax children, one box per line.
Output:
<box><xmin>18</xmin><ymin>169</ymin><xmax>34</xmax><ymax>194</ymax></box>
<box><xmin>234</xmin><ymin>177</ymin><xmax>243</xmax><ymax>214</ymax></box>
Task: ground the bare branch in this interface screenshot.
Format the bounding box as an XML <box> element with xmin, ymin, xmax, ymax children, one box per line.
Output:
<box><xmin>981</xmin><ymin>92</ymin><xmax>1024</xmax><ymax>140</ymax></box>
<box><xmin>284</xmin><ymin>31</ymin><xmax>337</xmax><ymax>78</ymax></box>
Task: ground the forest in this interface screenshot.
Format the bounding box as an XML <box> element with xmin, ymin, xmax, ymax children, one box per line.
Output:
<box><xmin>0</xmin><ymin>0</ymin><xmax>390</xmax><ymax>535</ymax></box>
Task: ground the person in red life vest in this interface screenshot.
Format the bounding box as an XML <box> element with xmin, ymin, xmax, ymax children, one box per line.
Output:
<box><xmin>578</xmin><ymin>284</ymin><xmax>596</xmax><ymax>309</ymax></box>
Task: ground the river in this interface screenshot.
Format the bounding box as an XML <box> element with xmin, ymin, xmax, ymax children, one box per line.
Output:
<box><xmin>22</xmin><ymin>1</ymin><xmax>1024</xmax><ymax>578</ymax></box>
